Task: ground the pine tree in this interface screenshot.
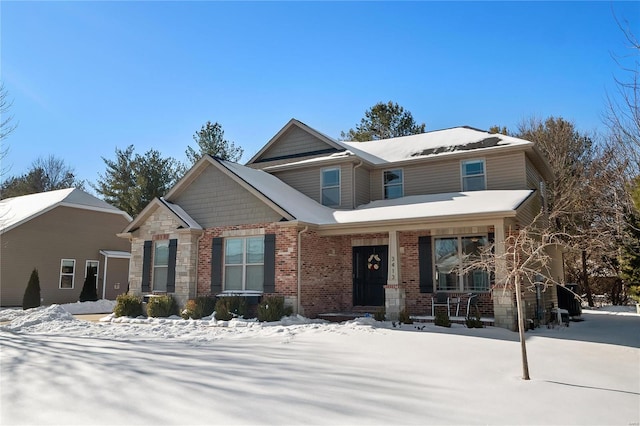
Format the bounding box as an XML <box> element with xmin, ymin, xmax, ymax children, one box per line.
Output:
<box><xmin>79</xmin><ymin>267</ymin><xmax>98</xmax><ymax>302</ymax></box>
<box><xmin>22</xmin><ymin>268</ymin><xmax>41</xmax><ymax>310</ymax></box>
<box><xmin>341</xmin><ymin>101</ymin><xmax>426</xmax><ymax>141</ymax></box>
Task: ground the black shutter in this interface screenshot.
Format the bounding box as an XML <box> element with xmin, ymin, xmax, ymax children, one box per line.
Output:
<box><xmin>263</xmin><ymin>234</ymin><xmax>276</xmax><ymax>293</ymax></box>
<box><xmin>418</xmin><ymin>236</ymin><xmax>433</xmax><ymax>293</ymax></box>
<box><xmin>167</xmin><ymin>239</ymin><xmax>177</xmax><ymax>293</ymax></box>
<box><xmin>141</xmin><ymin>240</ymin><xmax>152</xmax><ymax>293</ymax></box>
<box><xmin>211</xmin><ymin>237</ymin><xmax>223</xmax><ymax>295</ymax></box>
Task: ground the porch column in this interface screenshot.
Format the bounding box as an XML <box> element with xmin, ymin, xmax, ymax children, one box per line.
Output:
<box><xmin>492</xmin><ymin>220</ymin><xmax>517</xmax><ymax>330</ymax></box>
<box><xmin>384</xmin><ymin>230</ymin><xmax>405</xmax><ymax>321</ymax></box>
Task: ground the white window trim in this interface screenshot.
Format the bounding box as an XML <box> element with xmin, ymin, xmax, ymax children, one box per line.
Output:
<box><xmin>223</xmin><ymin>236</ymin><xmax>265</xmax><ymax>292</ymax></box>
<box><xmin>85</xmin><ymin>260</ymin><xmax>99</xmax><ymax>278</ymax></box>
<box><xmin>320</xmin><ymin>166</ymin><xmax>341</xmax><ymax>207</ymax></box>
<box><xmin>382</xmin><ymin>168</ymin><xmax>404</xmax><ymax>199</ymax></box>
<box><xmin>460</xmin><ymin>158</ymin><xmax>486</xmax><ymax>191</ymax></box>
<box><xmin>433</xmin><ymin>235</ymin><xmax>490</xmax><ymax>292</ymax></box>
<box><xmin>59</xmin><ymin>259</ymin><xmax>76</xmax><ymax>290</ymax></box>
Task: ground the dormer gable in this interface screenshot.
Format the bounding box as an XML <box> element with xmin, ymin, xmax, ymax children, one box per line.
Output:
<box><xmin>247</xmin><ymin>118</ymin><xmax>346</xmax><ymax>166</ymax></box>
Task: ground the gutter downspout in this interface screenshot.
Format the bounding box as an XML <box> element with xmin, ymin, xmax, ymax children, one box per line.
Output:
<box><xmin>102</xmin><ymin>254</ymin><xmax>108</xmax><ymax>300</ymax></box>
<box><xmin>297</xmin><ymin>226</ymin><xmax>309</xmax><ymax>315</ymax></box>
<box><xmin>352</xmin><ymin>160</ymin><xmax>363</xmax><ymax>208</ymax></box>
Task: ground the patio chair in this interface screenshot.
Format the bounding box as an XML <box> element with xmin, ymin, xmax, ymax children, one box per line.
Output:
<box><xmin>449</xmin><ymin>296</ymin><xmax>461</xmax><ymax>317</ymax></box>
<box><xmin>465</xmin><ymin>293</ymin><xmax>479</xmax><ymax>318</ymax></box>
<box><xmin>431</xmin><ymin>293</ymin><xmax>450</xmax><ymax>317</ymax></box>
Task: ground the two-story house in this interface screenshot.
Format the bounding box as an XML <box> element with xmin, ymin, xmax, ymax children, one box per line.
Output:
<box><xmin>119</xmin><ymin>119</ymin><xmax>561</xmax><ymax>330</ymax></box>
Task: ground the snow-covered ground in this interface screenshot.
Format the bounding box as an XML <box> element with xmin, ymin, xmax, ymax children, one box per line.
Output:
<box><xmin>1</xmin><ymin>303</ymin><xmax>638</xmax><ymax>425</ymax></box>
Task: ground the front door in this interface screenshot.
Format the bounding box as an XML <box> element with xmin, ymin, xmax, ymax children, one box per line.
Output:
<box><xmin>353</xmin><ymin>245</ymin><xmax>388</xmax><ymax>306</ymax></box>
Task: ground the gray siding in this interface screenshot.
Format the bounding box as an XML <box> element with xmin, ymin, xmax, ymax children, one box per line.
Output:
<box><xmin>272</xmin><ymin>162</ymin><xmax>353</xmax><ymax>209</ymax></box>
<box><xmin>486</xmin><ymin>153</ymin><xmax>526</xmax><ymax>190</ymax></box>
<box><xmin>0</xmin><ymin>207</ymin><xmax>130</xmax><ymax>306</ymax></box>
<box><xmin>259</xmin><ymin>126</ymin><xmax>335</xmax><ymax>161</ymax></box>
<box><xmin>173</xmin><ymin>165</ymin><xmax>284</xmax><ymax>228</ymax></box>
<box><xmin>355</xmin><ymin>165</ymin><xmax>371</xmax><ymax>207</ymax></box>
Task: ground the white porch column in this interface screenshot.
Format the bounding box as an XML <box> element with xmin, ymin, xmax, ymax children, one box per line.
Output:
<box><xmin>385</xmin><ymin>230</ymin><xmax>405</xmax><ymax>321</ymax></box>
<box><xmin>492</xmin><ymin>219</ymin><xmax>517</xmax><ymax>330</ymax></box>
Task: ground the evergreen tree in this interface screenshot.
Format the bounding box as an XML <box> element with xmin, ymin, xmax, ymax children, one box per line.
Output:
<box><xmin>341</xmin><ymin>101</ymin><xmax>426</xmax><ymax>141</ymax></box>
<box><xmin>22</xmin><ymin>268</ymin><xmax>41</xmax><ymax>310</ymax></box>
<box><xmin>186</xmin><ymin>121</ymin><xmax>243</xmax><ymax>164</ymax></box>
<box><xmin>79</xmin><ymin>267</ymin><xmax>98</xmax><ymax>302</ymax></box>
<box><xmin>93</xmin><ymin>145</ymin><xmax>184</xmax><ymax>217</ymax></box>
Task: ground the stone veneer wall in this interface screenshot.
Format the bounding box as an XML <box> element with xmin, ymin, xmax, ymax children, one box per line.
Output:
<box><xmin>128</xmin><ymin>208</ymin><xmax>200</xmax><ymax>308</ymax></box>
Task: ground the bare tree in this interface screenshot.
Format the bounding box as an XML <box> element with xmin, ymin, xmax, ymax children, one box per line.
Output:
<box><xmin>461</xmin><ymin>217</ymin><xmax>566</xmax><ymax>380</ymax></box>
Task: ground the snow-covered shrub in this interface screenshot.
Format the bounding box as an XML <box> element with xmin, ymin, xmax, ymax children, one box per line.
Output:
<box><xmin>434</xmin><ymin>311</ymin><xmax>451</xmax><ymax>328</ymax></box>
<box><xmin>181</xmin><ymin>296</ymin><xmax>216</xmax><ymax>319</ymax></box>
<box><xmin>373</xmin><ymin>307</ymin><xmax>386</xmax><ymax>321</ymax></box>
<box><xmin>257</xmin><ymin>296</ymin><xmax>292</xmax><ymax>322</ymax></box>
<box><xmin>398</xmin><ymin>309</ymin><xmax>413</xmax><ymax>324</ymax></box>
<box><xmin>214</xmin><ymin>296</ymin><xmax>247</xmax><ymax>321</ymax></box>
<box><xmin>22</xmin><ymin>268</ymin><xmax>41</xmax><ymax>310</ymax></box>
<box><xmin>113</xmin><ymin>294</ymin><xmax>143</xmax><ymax>318</ymax></box>
<box><xmin>146</xmin><ymin>295</ymin><xmax>179</xmax><ymax>318</ymax></box>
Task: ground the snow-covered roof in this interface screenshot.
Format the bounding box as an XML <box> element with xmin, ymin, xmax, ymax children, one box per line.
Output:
<box><xmin>269</xmin><ymin>127</ymin><xmax>532</xmax><ymax>168</ymax></box>
<box><xmin>221</xmin><ymin>159</ymin><xmax>532</xmax><ymax>226</ymax></box>
<box><xmin>0</xmin><ymin>188</ymin><xmax>132</xmax><ymax>234</ymax></box>
<box><xmin>159</xmin><ymin>198</ymin><xmax>202</xmax><ymax>230</ymax></box>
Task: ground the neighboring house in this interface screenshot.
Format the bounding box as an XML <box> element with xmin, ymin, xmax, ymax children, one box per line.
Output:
<box><xmin>120</xmin><ymin>119</ymin><xmax>563</xmax><ymax>330</ymax></box>
<box><xmin>0</xmin><ymin>188</ymin><xmax>132</xmax><ymax>307</ymax></box>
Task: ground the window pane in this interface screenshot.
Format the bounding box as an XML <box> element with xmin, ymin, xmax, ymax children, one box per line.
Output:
<box><xmin>246</xmin><ymin>237</ymin><xmax>264</xmax><ymax>264</ymax></box>
<box><xmin>61</xmin><ymin>260</ymin><xmax>75</xmax><ymax>274</ymax></box>
<box><xmin>322</xmin><ymin>169</ymin><xmax>340</xmax><ymax>187</ymax></box>
<box><xmin>464</xmin><ymin>161</ymin><xmax>484</xmax><ymax>175</ymax></box>
<box><xmin>384</xmin><ymin>170</ymin><xmax>403</xmax><ymax>185</ymax></box>
<box><xmin>463</xmin><ymin>175</ymin><xmax>485</xmax><ymax>191</ymax></box>
<box><xmin>384</xmin><ymin>184</ymin><xmax>403</xmax><ymax>199</ymax></box>
<box><xmin>245</xmin><ymin>265</ymin><xmax>264</xmax><ymax>291</ymax></box>
<box><xmin>153</xmin><ymin>267</ymin><xmax>168</xmax><ymax>292</ymax></box>
<box><xmin>60</xmin><ymin>275</ymin><xmax>73</xmax><ymax>289</ymax></box>
<box><xmin>225</xmin><ymin>239</ymin><xmax>243</xmax><ymax>264</ymax></box>
<box><xmin>435</xmin><ymin>238</ymin><xmax>459</xmax><ymax>291</ymax></box>
<box><xmin>322</xmin><ymin>187</ymin><xmax>340</xmax><ymax>206</ymax></box>
<box><xmin>224</xmin><ymin>266</ymin><xmax>242</xmax><ymax>290</ymax></box>
<box><xmin>464</xmin><ymin>270</ymin><xmax>489</xmax><ymax>291</ymax></box>
<box><xmin>154</xmin><ymin>241</ymin><xmax>169</xmax><ymax>266</ymax></box>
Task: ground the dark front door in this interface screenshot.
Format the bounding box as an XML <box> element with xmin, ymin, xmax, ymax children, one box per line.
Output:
<box><xmin>353</xmin><ymin>245</ymin><xmax>388</xmax><ymax>306</ymax></box>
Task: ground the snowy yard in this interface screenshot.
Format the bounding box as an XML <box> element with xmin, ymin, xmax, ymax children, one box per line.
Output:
<box><xmin>1</xmin><ymin>304</ymin><xmax>638</xmax><ymax>425</ymax></box>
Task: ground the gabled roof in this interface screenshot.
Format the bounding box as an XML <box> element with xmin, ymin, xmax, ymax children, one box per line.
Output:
<box><xmin>121</xmin><ymin>197</ymin><xmax>202</xmax><ymax>234</ymax></box>
<box><xmin>0</xmin><ymin>188</ymin><xmax>132</xmax><ymax>234</ymax></box>
<box><xmin>246</xmin><ymin>118</ymin><xmax>346</xmax><ymax>165</ymax></box>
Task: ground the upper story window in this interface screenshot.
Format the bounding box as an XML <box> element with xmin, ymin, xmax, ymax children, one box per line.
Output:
<box><xmin>59</xmin><ymin>259</ymin><xmax>76</xmax><ymax>289</ymax></box>
<box><xmin>383</xmin><ymin>169</ymin><xmax>404</xmax><ymax>199</ymax></box>
<box><xmin>461</xmin><ymin>159</ymin><xmax>486</xmax><ymax>191</ymax></box>
<box><xmin>321</xmin><ymin>167</ymin><xmax>340</xmax><ymax>207</ymax></box>
<box><xmin>224</xmin><ymin>236</ymin><xmax>265</xmax><ymax>291</ymax></box>
<box><xmin>153</xmin><ymin>240</ymin><xmax>170</xmax><ymax>292</ymax></box>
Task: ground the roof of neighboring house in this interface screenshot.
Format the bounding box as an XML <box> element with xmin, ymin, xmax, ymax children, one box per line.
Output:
<box><xmin>0</xmin><ymin>188</ymin><xmax>132</xmax><ymax>234</ymax></box>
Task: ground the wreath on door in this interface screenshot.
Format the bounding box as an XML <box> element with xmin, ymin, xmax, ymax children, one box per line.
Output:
<box><xmin>367</xmin><ymin>254</ymin><xmax>381</xmax><ymax>270</ymax></box>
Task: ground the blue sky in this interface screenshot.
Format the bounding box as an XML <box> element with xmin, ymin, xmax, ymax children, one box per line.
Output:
<box><xmin>2</xmin><ymin>1</ymin><xmax>639</xmax><ymax>189</ymax></box>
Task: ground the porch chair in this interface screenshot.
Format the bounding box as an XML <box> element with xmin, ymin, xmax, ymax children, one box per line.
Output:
<box><xmin>465</xmin><ymin>293</ymin><xmax>479</xmax><ymax>318</ymax></box>
<box><xmin>431</xmin><ymin>293</ymin><xmax>451</xmax><ymax>317</ymax></box>
<box><xmin>449</xmin><ymin>296</ymin><xmax>461</xmax><ymax>317</ymax></box>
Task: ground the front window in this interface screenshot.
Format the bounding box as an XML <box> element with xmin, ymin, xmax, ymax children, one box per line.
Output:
<box><xmin>383</xmin><ymin>169</ymin><xmax>404</xmax><ymax>199</ymax></box>
<box><xmin>153</xmin><ymin>240</ymin><xmax>169</xmax><ymax>292</ymax></box>
<box><xmin>224</xmin><ymin>237</ymin><xmax>264</xmax><ymax>291</ymax></box>
<box><xmin>461</xmin><ymin>159</ymin><xmax>486</xmax><ymax>191</ymax></box>
<box><xmin>321</xmin><ymin>167</ymin><xmax>340</xmax><ymax>207</ymax></box>
<box><xmin>435</xmin><ymin>236</ymin><xmax>489</xmax><ymax>291</ymax></box>
<box><xmin>59</xmin><ymin>259</ymin><xmax>76</xmax><ymax>289</ymax></box>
